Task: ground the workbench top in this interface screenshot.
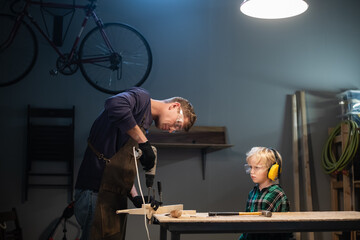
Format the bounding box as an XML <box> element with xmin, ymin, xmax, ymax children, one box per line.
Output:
<box><xmin>154</xmin><ymin>211</ymin><xmax>360</xmax><ymax>223</ymax></box>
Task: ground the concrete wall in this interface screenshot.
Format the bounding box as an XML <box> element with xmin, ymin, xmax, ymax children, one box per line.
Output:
<box><xmin>1</xmin><ymin>0</ymin><xmax>360</xmax><ymax>239</ymax></box>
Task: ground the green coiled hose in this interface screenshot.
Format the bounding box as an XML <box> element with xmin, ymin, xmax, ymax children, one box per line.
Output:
<box><xmin>321</xmin><ymin>120</ymin><xmax>359</xmax><ymax>174</ymax></box>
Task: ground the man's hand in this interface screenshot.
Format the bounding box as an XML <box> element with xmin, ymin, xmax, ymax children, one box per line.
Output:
<box><xmin>138</xmin><ymin>141</ymin><xmax>155</xmax><ymax>171</ymax></box>
<box><xmin>130</xmin><ymin>195</ymin><xmax>162</xmax><ymax>210</ymax></box>
<box><xmin>130</xmin><ymin>195</ymin><xmax>144</xmax><ymax>208</ymax></box>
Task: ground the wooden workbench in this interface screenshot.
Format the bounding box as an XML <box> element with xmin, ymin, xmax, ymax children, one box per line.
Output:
<box><xmin>154</xmin><ymin>211</ymin><xmax>360</xmax><ymax>240</ymax></box>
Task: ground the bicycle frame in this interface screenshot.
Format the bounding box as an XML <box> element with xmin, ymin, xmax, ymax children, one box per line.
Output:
<box><xmin>1</xmin><ymin>0</ymin><xmax>153</xmax><ymax>93</ymax></box>
<box><xmin>7</xmin><ymin>0</ymin><xmax>115</xmax><ymax>64</ymax></box>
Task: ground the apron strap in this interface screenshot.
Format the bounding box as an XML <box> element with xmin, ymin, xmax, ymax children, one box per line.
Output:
<box><xmin>88</xmin><ymin>140</ymin><xmax>111</xmax><ymax>164</ymax></box>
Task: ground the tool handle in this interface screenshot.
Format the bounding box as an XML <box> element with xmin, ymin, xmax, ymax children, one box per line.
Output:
<box><xmin>238</xmin><ymin>212</ymin><xmax>261</xmax><ymax>215</ymax></box>
<box><xmin>157</xmin><ymin>181</ymin><xmax>163</xmax><ymax>203</ymax></box>
<box><xmin>208</xmin><ymin>212</ymin><xmax>261</xmax><ymax>216</ymax></box>
<box><xmin>208</xmin><ymin>212</ymin><xmax>239</xmax><ymax>216</ymax></box>
<box><xmin>157</xmin><ymin>181</ymin><xmax>162</xmax><ymax>193</ymax></box>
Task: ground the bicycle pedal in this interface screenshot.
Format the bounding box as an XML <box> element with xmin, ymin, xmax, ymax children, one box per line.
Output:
<box><xmin>49</xmin><ymin>69</ymin><xmax>58</xmax><ymax>76</ymax></box>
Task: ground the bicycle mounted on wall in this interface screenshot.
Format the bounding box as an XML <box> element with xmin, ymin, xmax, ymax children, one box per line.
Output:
<box><xmin>0</xmin><ymin>0</ymin><xmax>152</xmax><ymax>94</ymax></box>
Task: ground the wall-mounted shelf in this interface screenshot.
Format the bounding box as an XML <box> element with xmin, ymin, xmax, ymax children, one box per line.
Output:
<box><xmin>147</xmin><ymin>126</ymin><xmax>233</xmax><ymax>179</ymax></box>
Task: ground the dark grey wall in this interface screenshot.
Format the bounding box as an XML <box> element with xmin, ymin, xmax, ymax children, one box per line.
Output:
<box><xmin>1</xmin><ymin>0</ymin><xmax>359</xmax><ymax>239</ymax></box>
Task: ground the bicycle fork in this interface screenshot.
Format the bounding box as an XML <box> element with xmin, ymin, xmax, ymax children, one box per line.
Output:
<box><xmin>90</xmin><ymin>10</ymin><xmax>123</xmax><ymax>80</ymax></box>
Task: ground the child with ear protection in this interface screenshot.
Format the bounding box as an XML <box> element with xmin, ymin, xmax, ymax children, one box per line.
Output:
<box><xmin>239</xmin><ymin>147</ymin><xmax>292</xmax><ymax>240</ymax></box>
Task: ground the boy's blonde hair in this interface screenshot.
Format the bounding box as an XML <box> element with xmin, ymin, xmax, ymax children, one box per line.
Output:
<box><xmin>246</xmin><ymin>147</ymin><xmax>282</xmax><ymax>169</ymax></box>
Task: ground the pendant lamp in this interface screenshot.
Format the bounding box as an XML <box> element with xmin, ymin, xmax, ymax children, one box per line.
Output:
<box><xmin>240</xmin><ymin>0</ymin><xmax>308</xmax><ymax>19</ymax></box>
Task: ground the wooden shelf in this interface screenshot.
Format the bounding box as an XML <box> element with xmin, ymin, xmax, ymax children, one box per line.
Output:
<box><xmin>151</xmin><ymin>142</ymin><xmax>233</xmax><ymax>150</ymax></box>
<box><xmin>147</xmin><ymin>126</ymin><xmax>233</xmax><ymax>179</ymax></box>
<box><xmin>332</xmin><ymin>180</ymin><xmax>360</xmax><ymax>189</ymax></box>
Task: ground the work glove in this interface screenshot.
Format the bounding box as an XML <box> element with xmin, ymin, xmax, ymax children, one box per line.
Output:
<box><xmin>138</xmin><ymin>141</ymin><xmax>155</xmax><ymax>171</ymax></box>
<box><xmin>130</xmin><ymin>195</ymin><xmax>162</xmax><ymax>210</ymax></box>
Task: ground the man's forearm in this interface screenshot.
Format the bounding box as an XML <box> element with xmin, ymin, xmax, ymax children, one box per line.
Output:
<box><xmin>127</xmin><ymin>125</ymin><xmax>148</xmax><ymax>143</ymax></box>
<box><xmin>129</xmin><ymin>184</ymin><xmax>138</xmax><ymax>198</ymax></box>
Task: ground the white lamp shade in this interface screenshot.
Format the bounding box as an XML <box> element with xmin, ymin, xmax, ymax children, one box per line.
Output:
<box><xmin>240</xmin><ymin>0</ymin><xmax>308</xmax><ymax>19</ymax></box>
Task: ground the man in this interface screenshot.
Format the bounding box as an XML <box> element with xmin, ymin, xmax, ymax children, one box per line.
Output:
<box><xmin>74</xmin><ymin>87</ymin><xmax>197</xmax><ymax>240</ymax></box>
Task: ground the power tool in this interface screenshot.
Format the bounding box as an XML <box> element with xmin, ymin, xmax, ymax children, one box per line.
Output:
<box><xmin>145</xmin><ymin>146</ymin><xmax>157</xmax><ymax>201</ymax></box>
<box><xmin>135</xmin><ymin>145</ymin><xmax>157</xmax><ymax>202</ymax></box>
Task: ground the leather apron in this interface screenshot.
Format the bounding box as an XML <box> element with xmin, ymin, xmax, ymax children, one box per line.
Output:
<box><xmin>89</xmin><ymin>128</ymin><xmax>144</xmax><ymax>240</ymax></box>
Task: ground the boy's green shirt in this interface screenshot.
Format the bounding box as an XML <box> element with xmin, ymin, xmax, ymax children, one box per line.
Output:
<box><xmin>239</xmin><ymin>184</ymin><xmax>291</xmax><ymax>240</ymax></box>
<box><xmin>246</xmin><ymin>184</ymin><xmax>290</xmax><ymax>212</ymax></box>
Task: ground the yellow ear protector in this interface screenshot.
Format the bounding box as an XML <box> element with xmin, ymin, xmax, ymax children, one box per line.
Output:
<box><xmin>268</xmin><ymin>148</ymin><xmax>282</xmax><ymax>181</ymax></box>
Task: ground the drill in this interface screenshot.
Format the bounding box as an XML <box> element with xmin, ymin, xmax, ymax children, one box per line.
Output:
<box><xmin>135</xmin><ymin>146</ymin><xmax>157</xmax><ymax>202</ymax></box>
<box><xmin>145</xmin><ymin>146</ymin><xmax>157</xmax><ymax>201</ymax></box>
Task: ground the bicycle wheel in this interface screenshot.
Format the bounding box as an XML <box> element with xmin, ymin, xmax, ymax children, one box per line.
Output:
<box><xmin>79</xmin><ymin>23</ymin><xmax>152</xmax><ymax>94</ymax></box>
<box><xmin>0</xmin><ymin>14</ymin><xmax>38</xmax><ymax>87</ymax></box>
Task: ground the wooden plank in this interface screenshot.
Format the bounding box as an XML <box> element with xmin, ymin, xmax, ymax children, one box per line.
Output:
<box><xmin>331</xmin><ymin>180</ymin><xmax>343</xmax><ymax>189</ymax></box>
<box><xmin>330</xmin><ymin>178</ymin><xmax>339</xmax><ymax>210</ymax></box>
<box><xmin>298</xmin><ymin>91</ymin><xmax>315</xmax><ymax>240</ymax></box>
<box><xmin>340</xmin><ymin>123</ymin><xmax>353</xmax><ymax>211</ymax></box>
<box><xmin>343</xmin><ymin>172</ymin><xmax>352</xmax><ymax>210</ymax></box>
<box><xmin>292</xmin><ymin>94</ymin><xmax>300</xmax><ymax>211</ymax></box>
<box><xmin>116</xmin><ymin>204</ymin><xmax>183</xmax><ymax>219</ymax></box>
<box><xmin>299</xmin><ymin>91</ymin><xmax>313</xmax><ymax>211</ymax></box>
<box><xmin>330</xmin><ymin>124</ymin><xmax>343</xmax><ymax>240</ymax></box>
<box><xmin>330</xmin><ymin>179</ymin><xmax>340</xmax><ymax>240</ymax></box>
<box><xmin>292</xmin><ymin>94</ymin><xmax>301</xmax><ymax>240</ymax></box>
<box><xmin>155</xmin><ymin>211</ymin><xmax>360</xmax><ymax>223</ymax></box>
<box><xmin>340</xmin><ymin>123</ymin><xmax>356</xmax><ymax>240</ymax></box>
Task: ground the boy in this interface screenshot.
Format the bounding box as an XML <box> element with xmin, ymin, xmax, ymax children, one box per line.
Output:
<box><xmin>239</xmin><ymin>147</ymin><xmax>292</xmax><ymax>240</ymax></box>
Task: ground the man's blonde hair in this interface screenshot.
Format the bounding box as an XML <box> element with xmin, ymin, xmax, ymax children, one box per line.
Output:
<box><xmin>246</xmin><ymin>147</ymin><xmax>282</xmax><ymax>168</ymax></box>
<box><xmin>164</xmin><ymin>97</ymin><xmax>197</xmax><ymax>132</ymax></box>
